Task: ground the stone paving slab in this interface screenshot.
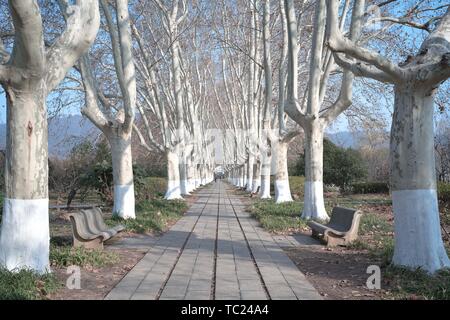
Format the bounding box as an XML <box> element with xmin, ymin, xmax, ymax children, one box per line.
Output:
<box><xmin>105</xmin><ymin>181</ymin><xmax>321</xmax><ymax>300</ymax></box>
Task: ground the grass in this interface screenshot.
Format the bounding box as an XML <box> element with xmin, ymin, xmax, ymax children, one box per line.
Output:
<box><xmin>383</xmin><ymin>266</ymin><xmax>450</xmax><ymax>300</ymax></box>
<box><xmin>248</xmin><ymin>199</ymin><xmax>307</xmax><ymax>233</ymax></box>
<box><xmin>246</xmin><ymin>176</ymin><xmax>450</xmax><ymax>300</ymax></box>
<box><xmin>359</xmin><ymin>212</ymin><xmax>393</xmax><ymax>236</ymax></box>
<box><xmin>50</xmin><ymin>245</ymin><xmax>120</xmax><ymax>268</ymax></box>
<box><xmin>107</xmin><ymin>198</ymin><xmax>188</xmax><ymax>234</ymax></box>
<box><xmin>0</xmin><ymin>268</ymin><xmax>60</xmax><ymax>300</ymax></box>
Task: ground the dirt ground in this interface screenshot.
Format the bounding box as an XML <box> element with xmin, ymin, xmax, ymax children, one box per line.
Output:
<box><xmin>284</xmin><ymin>243</ymin><xmax>389</xmax><ymax>300</ymax></box>
<box><xmin>49</xmin><ymin>248</ymin><xmax>146</xmax><ymax>300</ymax></box>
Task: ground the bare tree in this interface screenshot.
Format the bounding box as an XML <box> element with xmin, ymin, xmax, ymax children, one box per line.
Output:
<box><xmin>284</xmin><ymin>0</ymin><xmax>363</xmax><ymax>219</ymax></box>
<box><xmin>78</xmin><ymin>0</ymin><xmax>137</xmax><ymax>219</ymax></box>
<box><xmin>328</xmin><ymin>0</ymin><xmax>450</xmax><ymax>273</ymax></box>
<box><xmin>0</xmin><ymin>0</ymin><xmax>100</xmax><ymax>273</ymax></box>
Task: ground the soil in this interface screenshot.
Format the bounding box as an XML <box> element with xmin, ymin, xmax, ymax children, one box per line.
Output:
<box><xmin>49</xmin><ymin>248</ymin><xmax>146</xmax><ymax>300</ymax></box>
<box><xmin>284</xmin><ymin>244</ymin><xmax>390</xmax><ymax>300</ymax></box>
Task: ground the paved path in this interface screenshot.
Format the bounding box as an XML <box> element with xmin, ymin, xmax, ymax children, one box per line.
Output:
<box><xmin>105</xmin><ymin>181</ymin><xmax>321</xmax><ymax>300</ymax></box>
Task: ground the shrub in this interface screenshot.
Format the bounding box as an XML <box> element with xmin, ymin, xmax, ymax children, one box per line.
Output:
<box><xmin>352</xmin><ymin>182</ymin><xmax>390</xmax><ymax>194</ymax></box>
<box><xmin>289</xmin><ymin>176</ymin><xmax>305</xmax><ymax>197</ymax></box>
<box><xmin>438</xmin><ymin>183</ymin><xmax>450</xmax><ymax>205</ymax></box>
<box><xmin>295</xmin><ymin>139</ymin><xmax>367</xmax><ymax>189</ymax></box>
<box><xmin>79</xmin><ymin>161</ymin><xmax>114</xmax><ymax>205</ymax></box>
<box><xmin>78</xmin><ymin>162</ymin><xmax>158</xmax><ymax>205</ymax></box>
<box><xmin>135</xmin><ymin>177</ymin><xmax>168</xmax><ymax>201</ymax></box>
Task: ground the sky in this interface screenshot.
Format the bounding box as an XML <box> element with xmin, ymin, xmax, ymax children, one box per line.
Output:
<box><xmin>0</xmin><ymin>0</ymin><xmax>448</xmax><ymax>138</ymax></box>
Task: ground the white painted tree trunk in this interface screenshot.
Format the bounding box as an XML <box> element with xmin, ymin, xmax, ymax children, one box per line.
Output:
<box><xmin>234</xmin><ymin>168</ymin><xmax>239</xmax><ymax>186</ymax></box>
<box><xmin>274</xmin><ymin>141</ymin><xmax>293</xmax><ymax>203</ymax></box>
<box><xmin>246</xmin><ymin>156</ymin><xmax>255</xmax><ymax>192</ymax></box>
<box><xmin>165</xmin><ymin>149</ymin><xmax>182</xmax><ymax>200</ymax></box>
<box><xmin>302</xmin><ymin>124</ymin><xmax>329</xmax><ymax>220</ymax></box>
<box><xmin>252</xmin><ymin>161</ymin><xmax>261</xmax><ymax>193</ymax></box>
<box><xmin>0</xmin><ymin>91</ymin><xmax>50</xmax><ymax>273</ymax></box>
<box><xmin>239</xmin><ymin>166</ymin><xmax>246</xmax><ymax>188</ymax></box>
<box><xmin>0</xmin><ymin>0</ymin><xmax>99</xmax><ymax>273</ymax></box>
<box><xmin>108</xmin><ymin>133</ymin><xmax>135</xmax><ymax>219</ymax></box>
<box><xmin>200</xmin><ymin>164</ymin><xmax>207</xmax><ymax>185</ymax></box>
<box><xmin>390</xmin><ymin>86</ymin><xmax>450</xmax><ymax>273</ymax></box>
<box><xmin>260</xmin><ymin>150</ymin><xmax>271</xmax><ymax>199</ymax></box>
<box><xmin>186</xmin><ymin>163</ymin><xmax>196</xmax><ymax>193</ymax></box>
<box><xmin>179</xmin><ymin>160</ymin><xmax>190</xmax><ymax>196</ymax></box>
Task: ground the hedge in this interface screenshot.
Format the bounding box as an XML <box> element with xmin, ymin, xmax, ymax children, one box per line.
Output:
<box><xmin>352</xmin><ymin>182</ymin><xmax>389</xmax><ymax>194</ymax></box>
<box><xmin>351</xmin><ymin>182</ymin><xmax>450</xmax><ymax>204</ymax></box>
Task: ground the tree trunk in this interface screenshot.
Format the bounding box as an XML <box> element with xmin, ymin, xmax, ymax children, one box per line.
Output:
<box><xmin>390</xmin><ymin>85</ymin><xmax>450</xmax><ymax>273</ymax></box>
<box><xmin>165</xmin><ymin>149</ymin><xmax>182</xmax><ymax>200</ymax></box>
<box><xmin>200</xmin><ymin>164</ymin><xmax>206</xmax><ymax>185</ymax></box>
<box><xmin>233</xmin><ymin>167</ymin><xmax>239</xmax><ymax>186</ymax></box>
<box><xmin>0</xmin><ymin>89</ymin><xmax>50</xmax><ymax>273</ymax></box>
<box><xmin>260</xmin><ymin>146</ymin><xmax>271</xmax><ymax>199</ymax></box>
<box><xmin>108</xmin><ymin>132</ymin><xmax>135</xmax><ymax>219</ymax></box>
<box><xmin>252</xmin><ymin>161</ymin><xmax>261</xmax><ymax>193</ymax></box>
<box><xmin>239</xmin><ymin>166</ymin><xmax>245</xmax><ymax>188</ymax></box>
<box><xmin>179</xmin><ymin>158</ymin><xmax>189</xmax><ymax>195</ymax></box>
<box><xmin>246</xmin><ymin>156</ymin><xmax>254</xmax><ymax>192</ymax></box>
<box><xmin>302</xmin><ymin>122</ymin><xmax>329</xmax><ymax>220</ymax></box>
<box><xmin>274</xmin><ymin>140</ymin><xmax>293</xmax><ymax>203</ymax></box>
<box><xmin>186</xmin><ymin>162</ymin><xmax>196</xmax><ymax>193</ymax></box>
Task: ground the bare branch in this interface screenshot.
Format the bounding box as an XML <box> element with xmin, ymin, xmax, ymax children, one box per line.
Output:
<box><xmin>46</xmin><ymin>0</ymin><xmax>100</xmax><ymax>93</ymax></box>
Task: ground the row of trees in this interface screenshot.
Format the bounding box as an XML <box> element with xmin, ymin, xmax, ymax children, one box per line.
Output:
<box><xmin>0</xmin><ymin>0</ymin><xmax>218</xmax><ymax>273</ymax></box>
<box><xmin>0</xmin><ymin>0</ymin><xmax>448</xmax><ymax>275</ymax></box>
<box><xmin>220</xmin><ymin>0</ymin><xmax>450</xmax><ymax>273</ymax></box>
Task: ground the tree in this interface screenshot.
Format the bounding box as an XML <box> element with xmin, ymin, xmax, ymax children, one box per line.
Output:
<box><xmin>327</xmin><ymin>0</ymin><xmax>450</xmax><ymax>272</ymax></box>
<box><xmin>0</xmin><ymin>0</ymin><xmax>100</xmax><ymax>273</ymax></box>
<box><xmin>78</xmin><ymin>0</ymin><xmax>137</xmax><ymax>219</ymax></box>
<box><xmin>284</xmin><ymin>0</ymin><xmax>364</xmax><ymax>219</ymax></box>
<box><xmin>131</xmin><ymin>0</ymin><xmax>215</xmax><ymax>200</ymax></box>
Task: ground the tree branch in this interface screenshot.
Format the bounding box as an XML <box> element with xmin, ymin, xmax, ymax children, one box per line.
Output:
<box><xmin>45</xmin><ymin>0</ymin><xmax>100</xmax><ymax>93</ymax></box>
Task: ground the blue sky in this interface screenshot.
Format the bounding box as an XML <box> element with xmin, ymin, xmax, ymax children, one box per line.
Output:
<box><xmin>0</xmin><ymin>0</ymin><xmax>448</xmax><ymax>136</ymax></box>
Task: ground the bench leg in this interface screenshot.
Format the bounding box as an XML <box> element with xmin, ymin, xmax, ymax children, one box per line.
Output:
<box><xmin>73</xmin><ymin>237</ymin><xmax>104</xmax><ymax>250</ymax></box>
<box><xmin>326</xmin><ymin>235</ymin><xmax>345</xmax><ymax>247</ymax></box>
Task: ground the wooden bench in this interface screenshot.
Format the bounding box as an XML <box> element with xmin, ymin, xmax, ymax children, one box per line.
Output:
<box><xmin>69</xmin><ymin>208</ymin><xmax>125</xmax><ymax>249</ymax></box>
<box><xmin>307</xmin><ymin>207</ymin><xmax>362</xmax><ymax>247</ymax></box>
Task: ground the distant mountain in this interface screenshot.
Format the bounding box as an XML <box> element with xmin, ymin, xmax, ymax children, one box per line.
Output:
<box><xmin>0</xmin><ymin>115</ymin><xmax>101</xmax><ymax>157</ymax></box>
<box><xmin>326</xmin><ymin>131</ymin><xmax>358</xmax><ymax>148</ymax></box>
<box><xmin>0</xmin><ymin>116</ymin><xmax>384</xmax><ymax>158</ymax></box>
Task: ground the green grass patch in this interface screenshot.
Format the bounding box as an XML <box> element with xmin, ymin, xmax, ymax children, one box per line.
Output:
<box><xmin>359</xmin><ymin>213</ymin><xmax>393</xmax><ymax>235</ymax></box>
<box><xmin>50</xmin><ymin>245</ymin><xmax>119</xmax><ymax>268</ymax></box>
<box><xmin>384</xmin><ymin>266</ymin><xmax>450</xmax><ymax>300</ymax></box>
<box><xmin>108</xmin><ymin>198</ymin><xmax>188</xmax><ymax>234</ymax></box>
<box><xmin>248</xmin><ymin>199</ymin><xmax>307</xmax><ymax>233</ymax></box>
<box><xmin>0</xmin><ymin>268</ymin><xmax>60</xmax><ymax>300</ymax></box>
